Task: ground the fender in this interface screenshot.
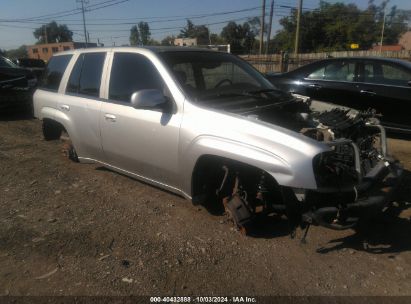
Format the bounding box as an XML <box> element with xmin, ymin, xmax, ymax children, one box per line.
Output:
<box><xmin>181</xmin><ymin>135</ymin><xmax>318</xmax><ymax>198</ymax></box>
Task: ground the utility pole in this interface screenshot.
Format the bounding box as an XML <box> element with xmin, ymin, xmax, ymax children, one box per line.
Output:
<box><xmin>44</xmin><ymin>25</ymin><xmax>48</xmax><ymax>44</ymax></box>
<box><xmin>379</xmin><ymin>1</ymin><xmax>388</xmax><ymax>53</ymax></box>
<box><xmin>294</xmin><ymin>0</ymin><xmax>303</xmax><ymax>55</ymax></box>
<box><xmin>259</xmin><ymin>0</ymin><xmax>266</xmax><ymax>55</ymax></box>
<box><xmin>77</xmin><ymin>0</ymin><xmax>89</xmax><ymax>45</ymax></box>
<box><xmin>265</xmin><ymin>0</ymin><xmax>274</xmax><ymax>54</ymax></box>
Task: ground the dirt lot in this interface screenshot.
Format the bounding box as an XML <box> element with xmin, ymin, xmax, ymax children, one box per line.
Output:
<box><xmin>0</xmin><ymin>113</ymin><xmax>410</xmax><ymax>297</ymax></box>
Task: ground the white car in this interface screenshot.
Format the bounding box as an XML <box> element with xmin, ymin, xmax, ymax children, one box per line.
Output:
<box><xmin>34</xmin><ymin>47</ymin><xmax>403</xmax><ymax>234</ymax></box>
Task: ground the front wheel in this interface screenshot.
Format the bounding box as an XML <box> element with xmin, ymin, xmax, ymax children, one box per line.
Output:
<box><xmin>42</xmin><ymin>120</ymin><xmax>62</xmax><ymax>141</ymax></box>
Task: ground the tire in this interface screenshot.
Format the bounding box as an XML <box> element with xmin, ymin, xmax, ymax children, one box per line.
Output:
<box><xmin>42</xmin><ymin>120</ymin><xmax>62</xmax><ymax>141</ymax></box>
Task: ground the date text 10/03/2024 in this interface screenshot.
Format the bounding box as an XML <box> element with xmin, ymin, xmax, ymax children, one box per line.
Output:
<box><xmin>150</xmin><ymin>296</ymin><xmax>257</xmax><ymax>303</ymax></box>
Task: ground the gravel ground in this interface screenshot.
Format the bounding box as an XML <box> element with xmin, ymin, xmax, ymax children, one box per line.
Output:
<box><xmin>0</xmin><ymin>113</ymin><xmax>410</xmax><ymax>297</ymax></box>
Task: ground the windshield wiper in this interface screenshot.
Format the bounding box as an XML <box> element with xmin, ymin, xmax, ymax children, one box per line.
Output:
<box><xmin>199</xmin><ymin>92</ymin><xmax>263</xmax><ymax>101</ymax></box>
<box><xmin>246</xmin><ymin>88</ymin><xmax>284</xmax><ymax>95</ymax></box>
<box><xmin>203</xmin><ymin>90</ymin><xmax>278</xmax><ymax>100</ymax></box>
<box><xmin>198</xmin><ymin>88</ymin><xmax>287</xmax><ymax>102</ymax></box>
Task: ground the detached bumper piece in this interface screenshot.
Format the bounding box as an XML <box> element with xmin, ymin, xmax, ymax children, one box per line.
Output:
<box><xmin>302</xmin><ymin>159</ymin><xmax>403</xmax><ymax>230</ymax></box>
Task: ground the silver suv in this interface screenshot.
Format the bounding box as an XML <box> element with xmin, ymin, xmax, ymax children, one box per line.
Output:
<box><xmin>34</xmin><ymin>47</ymin><xmax>403</xmax><ymax>234</ymax></box>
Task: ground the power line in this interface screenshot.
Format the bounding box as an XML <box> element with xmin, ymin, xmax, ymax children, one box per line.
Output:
<box><xmin>0</xmin><ymin>13</ymin><xmax>265</xmax><ymax>35</ymax></box>
<box><xmin>0</xmin><ymin>6</ymin><xmax>263</xmax><ymax>26</ymax></box>
<box><xmin>0</xmin><ymin>0</ymin><xmax>131</xmax><ymax>22</ymax></box>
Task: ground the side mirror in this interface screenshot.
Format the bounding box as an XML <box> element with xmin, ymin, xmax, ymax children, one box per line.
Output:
<box><xmin>130</xmin><ymin>89</ymin><xmax>168</xmax><ymax>110</ymax></box>
<box><xmin>408</xmin><ymin>80</ymin><xmax>411</xmax><ymax>87</ymax></box>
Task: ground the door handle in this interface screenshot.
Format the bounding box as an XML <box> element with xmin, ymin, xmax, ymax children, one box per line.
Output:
<box><xmin>60</xmin><ymin>104</ymin><xmax>70</xmax><ymax>111</ymax></box>
<box><xmin>360</xmin><ymin>90</ymin><xmax>376</xmax><ymax>96</ymax></box>
<box><xmin>104</xmin><ymin>113</ymin><xmax>116</xmax><ymax>122</ymax></box>
<box><xmin>308</xmin><ymin>84</ymin><xmax>322</xmax><ymax>89</ymax></box>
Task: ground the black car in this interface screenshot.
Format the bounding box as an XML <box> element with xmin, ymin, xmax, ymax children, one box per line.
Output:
<box><xmin>0</xmin><ymin>56</ymin><xmax>37</xmax><ymax>114</ymax></box>
<box><xmin>13</xmin><ymin>58</ymin><xmax>46</xmax><ymax>80</ymax></box>
<box><xmin>266</xmin><ymin>57</ymin><xmax>411</xmax><ymax>133</ymax></box>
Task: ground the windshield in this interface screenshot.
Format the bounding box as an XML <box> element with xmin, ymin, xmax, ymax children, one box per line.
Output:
<box><xmin>158</xmin><ymin>51</ymin><xmax>276</xmax><ymax>102</ymax></box>
<box><xmin>0</xmin><ymin>56</ymin><xmax>19</xmax><ymax>68</ymax></box>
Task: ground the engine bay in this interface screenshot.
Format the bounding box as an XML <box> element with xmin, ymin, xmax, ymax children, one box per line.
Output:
<box><xmin>216</xmin><ymin>94</ymin><xmax>402</xmax><ymax>236</ymax></box>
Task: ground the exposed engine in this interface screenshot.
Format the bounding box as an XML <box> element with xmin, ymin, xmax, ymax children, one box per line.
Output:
<box><xmin>218</xmin><ymin>95</ymin><xmax>401</xmax><ymax>237</ymax></box>
<box><xmin>302</xmin><ymin>108</ymin><xmax>383</xmax><ymax>186</ymax></box>
<box><xmin>235</xmin><ymin>96</ymin><xmax>386</xmax><ymax>186</ymax></box>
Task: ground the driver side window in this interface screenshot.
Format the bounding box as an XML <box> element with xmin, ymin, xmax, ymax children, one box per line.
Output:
<box><xmin>307</xmin><ymin>61</ymin><xmax>356</xmax><ymax>82</ymax></box>
<box><xmin>109</xmin><ymin>52</ymin><xmax>164</xmax><ymax>103</ymax></box>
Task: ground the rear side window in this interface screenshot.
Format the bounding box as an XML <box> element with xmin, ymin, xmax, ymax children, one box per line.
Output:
<box><xmin>41</xmin><ymin>55</ymin><xmax>72</xmax><ymax>91</ymax></box>
<box><xmin>66</xmin><ymin>52</ymin><xmax>106</xmax><ymax>97</ymax></box>
<box><xmin>381</xmin><ymin>64</ymin><xmax>411</xmax><ymax>86</ymax></box>
<box><xmin>363</xmin><ymin>62</ymin><xmax>411</xmax><ymax>86</ymax></box>
<box><xmin>109</xmin><ymin>53</ymin><xmax>164</xmax><ymax>102</ymax></box>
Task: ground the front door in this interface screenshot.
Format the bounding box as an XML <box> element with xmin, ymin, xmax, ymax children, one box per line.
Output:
<box><xmin>303</xmin><ymin>59</ymin><xmax>361</xmax><ymax>109</ymax></box>
<box><xmin>100</xmin><ymin>52</ymin><xmax>182</xmax><ymax>188</ymax></box>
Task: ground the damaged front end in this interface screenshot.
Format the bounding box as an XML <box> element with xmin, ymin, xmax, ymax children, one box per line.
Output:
<box><xmin>300</xmin><ymin>108</ymin><xmax>403</xmax><ymax>231</ymax></box>
<box><xmin>221</xmin><ymin>96</ymin><xmax>403</xmax><ymax>235</ymax></box>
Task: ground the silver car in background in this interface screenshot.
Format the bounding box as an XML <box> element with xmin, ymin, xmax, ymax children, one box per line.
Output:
<box><xmin>34</xmin><ymin>47</ymin><xmax>403</xmax><ymax>235</ymax></box>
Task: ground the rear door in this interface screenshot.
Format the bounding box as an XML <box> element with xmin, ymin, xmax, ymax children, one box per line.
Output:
<box><xmin>100</xmin><ymin>51</ymin><xmax>182</xmax><ymax>188</ymax></box>
<box><xmin>33</xmin><ymin>54</ymin><xmax>72</xmax><ymax>118</ymax></box>
<box><xmin>58</xmin><ymin>51</ymin><xmax>107</xmax><ymax>161</ymax></box>
<box><xmin>358</xmin><ymin>60</ymin><xmax>411</xmax><ymax>129</ymax></box>
<box><xmin>357</xmin><ymin>60</ymin><xmax>411</xmax><ymax>130</ymax></box>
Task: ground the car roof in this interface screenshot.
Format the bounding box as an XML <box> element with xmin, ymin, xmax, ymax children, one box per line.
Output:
<box><xmin>54</xmin><ymin>46</ymin><xmax>217</xmax><ymax>56</ymax></box>
<box><xmin>313</xmin><ymin>56</ymin><xmax>411</xmax><ymax>67</ymax></box>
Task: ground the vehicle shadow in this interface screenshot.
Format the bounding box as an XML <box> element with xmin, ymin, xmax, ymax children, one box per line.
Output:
<box><xmin>0</xmin><ymin>109</ymin><xmax>33</xmax><ymax>121</ymax></box>
<box><xmin>316</xmin><ymin>169</ymin><xmax>411</xmax><ymax>254</ymax></box>
<box><xmin>245</xmin><ymin>215</ymin><xmax>293</xmax><ymax>238</ymax></box>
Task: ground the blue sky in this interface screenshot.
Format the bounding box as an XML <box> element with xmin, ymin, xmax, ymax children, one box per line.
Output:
<box><xmin>1</xmin><ymin>0</ymin><xmax>410</xmax><ymax>50</ymax></box>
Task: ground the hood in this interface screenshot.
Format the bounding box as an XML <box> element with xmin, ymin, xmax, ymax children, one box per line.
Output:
<box><xmin>200</xmin><ymin>92</ymin><xmax>316</xmax><ymax>134</ymax></box>
<box><xmin>0</xmin><ymin>67</ymin><xmax>35</xmax><ymax>89</ymax></box>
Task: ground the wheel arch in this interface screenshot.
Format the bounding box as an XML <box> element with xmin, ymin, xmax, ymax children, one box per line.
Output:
<box><xmin>190</xmin><ymin>154</ymin><xmax>282</xmax><ymax>206</ymax></box>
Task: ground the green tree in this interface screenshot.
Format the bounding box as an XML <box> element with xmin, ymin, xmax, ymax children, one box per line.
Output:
<box><xmin>161</xmin><ymin>35</ymin><xmax>176</xmax><ymax>46</ymax></box>
<box><xmin>382</xmin><ymin>5</ymin><xmax>409</xmax><ymax>45</ymax></box>
<box><xmin>220</xmin><ymin>21</ymin><xmax>256</xmax><ymax>54</ymax></box>
<box><xmin>146</xmin><ymin>39</ymin><xmax>160</xmax><ymax>46</ymax></box>
<box><xmin>271</xmin><ymin>0</ymin><xmax>408</xmax><ymax>53</ymax></box>
<box><xmin>4</xmin><ymin>45</ymin><xmax>28</xmax><ymax>59</ymax></box>
<box><xmin>33</xmin><ymin>21</ymin><xmax>73</xmax><ymax>43</ymax></box>
<box><xmin>129</xmin><ymin>25</ymin><xmax>140</xmax><ymax>46</ymax></box>
<box><xmin>138</xmin><ymin>22</ymin><xmax>151</xmax><ymax>45</ymax></box>
<box><xmin>209</xmin><ymin>33</ymin><xmax>225</xmax><ymax>45</ymax></box>
<box><xmin>179</xmin><ymin>19</ymin><xmax>210</xmax><ymax>45</ymax></box>
<box><xmin>179</xmin><ymin>20</ymin><xmax>195</xmax><ymax>38</ymax></box>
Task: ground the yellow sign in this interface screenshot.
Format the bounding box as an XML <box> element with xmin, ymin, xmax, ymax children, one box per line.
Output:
<box><xmin>350</xmin><ymin>43</ymin><xmax>359</xmax><ymax>49</ymax></box>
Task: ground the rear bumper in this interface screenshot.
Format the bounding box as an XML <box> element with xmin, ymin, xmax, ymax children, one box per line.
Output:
<box><xmin>302</xmin><ymin>159</ymin><xmax>404</xmax><ymax>230</ymax></box>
